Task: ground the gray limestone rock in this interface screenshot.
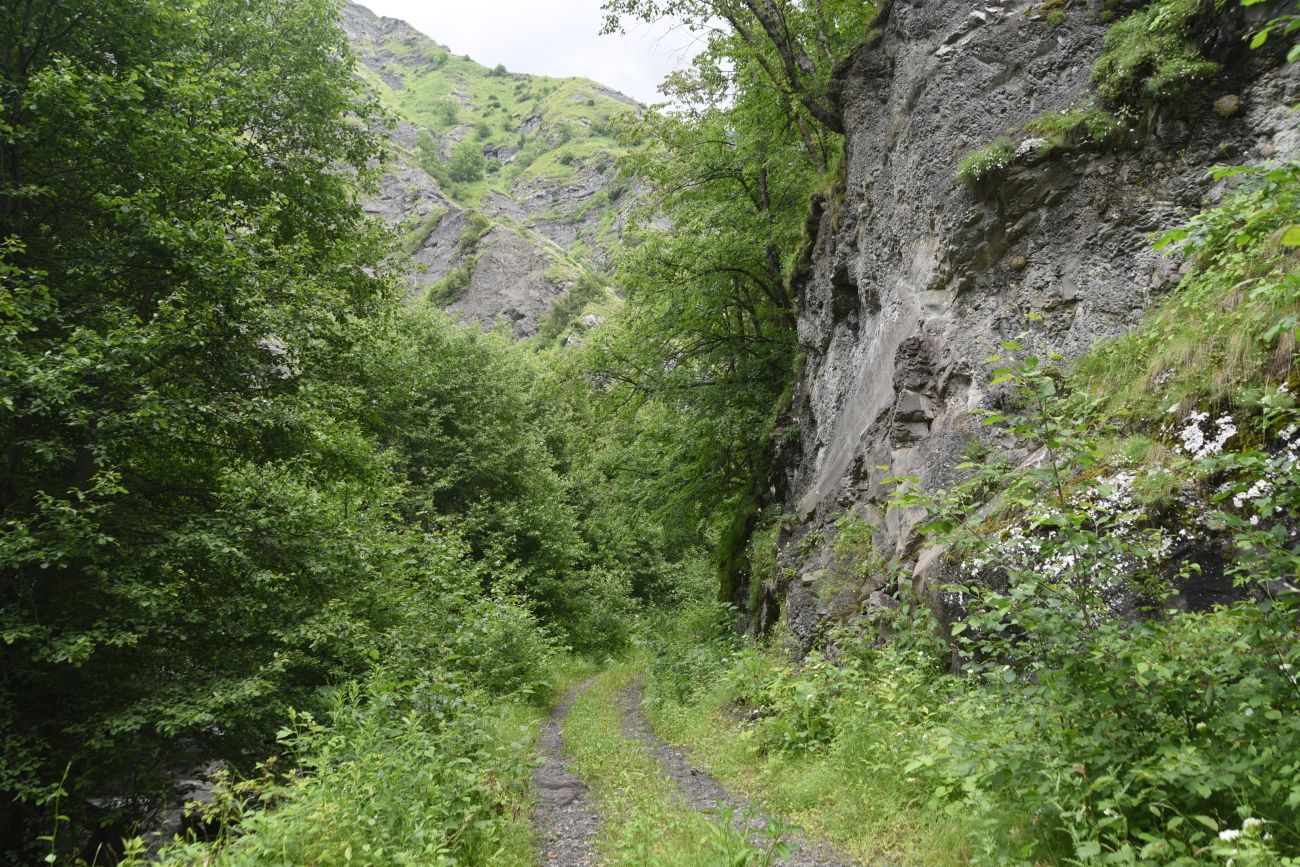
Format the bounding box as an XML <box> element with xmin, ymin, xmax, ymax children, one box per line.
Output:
<box><xmin>771</xmin><ymin>0</ymin><xmax>1300</xmax><ymax>648</ymax></box>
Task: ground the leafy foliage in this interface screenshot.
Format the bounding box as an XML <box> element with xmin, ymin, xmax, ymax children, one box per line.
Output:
<box><xmin>449</xmin><ymin>138</ymin><xmax>486</xmax><ymax>183</ymax></box>
<box><xmin>1076</xmin><ymin>161</ymin><xmax>1300</xmax><ymax>420</ymax></box>
<box><xmin>956</xmin><ymin>137</ymin><xmax>1016</xmax><ymax>187</ymax></box>
<box><xmin>590</xmin><ymin>0</ymin><xmax>879</xmax><ymax>595</ymax></box>
<box><xmin>1093</xmin><ymin>0</ymin><xmax>1222</xmax><ymax>103</ymax></box>
<box><xmin>0</xmin><ymin>0</ymin><xmax>400</xmax><ymax>852</ymax></box>
<box><xmin>1024</xmin><ymin>103</ymin><xmax>1133</xmax><ymax>153</ymax></box>
<box><xmin>0</xmin><ymin>0</ymin><xmax>651</xmax><ymax>859</ymax></box>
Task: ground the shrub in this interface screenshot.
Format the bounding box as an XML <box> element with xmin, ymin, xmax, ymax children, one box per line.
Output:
<box><xmin>1025</xmin><ymin>104</ymin><xmax>1131</xmax><ymax>152</ymax></box>
<box><xmin>533</xmin><ymin>271</ymin><xmax>609</xmax><ymax>344</ymax></box>
<box><xmin>434</xmin><ymin>97</ymin><xmax>459</xmax><ymax>126</ymax></box>
<box><xmin>150</xmin><ymin>673</ymin><xmax>538</xmax><ymax>867</ymax></box>
<box><xmin>457</xmin><ymin>212</ymin><xmax>493</xmax><ymax>254</ymax></box>
<box><xmin>885</xmin><ymin>333</ymin><xmax>1300</xmax><ymax>861</ymax></box>
<box><xmin>399</xmin><ymin>208</ymin><xmax>445</xmax><ymax>255</ymax></box>
<box><xmin>448</xmin><ymin>138</ymin><xmax>485</xmax><ymax>182</ymax></box>
<box><xmin>642</xmin><ymin>602</ymin><xmax>742</xmax><ymax>706</ymax></box>
<box><xmin>1074</xmin><ymin>161</ymin><xmax>1300</xmax><ymax>420</ymax></box>
<box><xmin>427</xmin><ymin>257</ymin><xmax>477</xmax><ymax>305</ymax></box>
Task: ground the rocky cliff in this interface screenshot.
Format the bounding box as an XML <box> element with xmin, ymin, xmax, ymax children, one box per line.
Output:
<box><xmin>765</xmin><ymin>0</ymin><xmax>1300</xmax><ymax>650</ymax></box>
<box><xmin>341</xmin><ymin>3</ymin><xmax>638</xmax><ymax>337</ymax></box>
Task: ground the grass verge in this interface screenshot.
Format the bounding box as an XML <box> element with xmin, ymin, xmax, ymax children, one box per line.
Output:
<box><xmin>643</xmin><ymin>647</ymin><xmax>970</xmax><ymax>867</ymax></box>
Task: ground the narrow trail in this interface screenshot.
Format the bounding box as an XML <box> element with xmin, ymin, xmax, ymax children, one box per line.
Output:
<box><xmin>616</xmin><ymin>680</ymin><xmax>852</xmax><ymax>867</ymax></box>
<box><xmin>532</xmin><ymin>679</ymin><xmax>601</xmax><ymax>866</ymax></box>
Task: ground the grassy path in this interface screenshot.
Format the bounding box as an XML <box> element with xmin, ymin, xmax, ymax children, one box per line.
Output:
<box><xmin>553</xmin><ymin>662</ymin><xmax>850</xmax><ymax>866</ymax></box>
<box><xmin>644</xmin><ymin>677</ymin><xmax>967</xmax><ymax>866</ymax></box>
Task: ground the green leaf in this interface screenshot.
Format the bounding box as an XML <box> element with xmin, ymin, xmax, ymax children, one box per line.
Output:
<box><xmin>1153</xmin><ymin>228</ymin><xmax>1188</xmax><ymax>251</ymax></box>
<box><xmin>1075</xmin><ymin>840</ymin><xmax>1102</xmax><ymax>859</ymax></box>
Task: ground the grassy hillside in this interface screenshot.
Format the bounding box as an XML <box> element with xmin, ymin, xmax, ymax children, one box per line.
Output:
<box><xmin>341</xmin><ymin>3</ymin><xmax>638</xmax><ymax>340</ymax></box>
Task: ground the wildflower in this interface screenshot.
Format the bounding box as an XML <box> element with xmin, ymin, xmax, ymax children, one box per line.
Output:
<box><xmin>1233</xmin><ymin>478</ymin><xmax>1273</xmax><ymax>509</ymax></box>
<box><xmin>1220</xmin><ymin>828</ymin><xmax>1242</xmax><ymax>841</ymax></box>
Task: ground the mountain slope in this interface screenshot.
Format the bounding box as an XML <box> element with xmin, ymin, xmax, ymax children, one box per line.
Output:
<box><xmin>341</xmin><ymin>2</ymin><xmax>638</xmax><ymax>337</ymax></box>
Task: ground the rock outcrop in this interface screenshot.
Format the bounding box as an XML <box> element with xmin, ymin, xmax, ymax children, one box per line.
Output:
<box><xmin>768</xmin><ymin>0</ymin><xmax>1300</xmax><ymax>651</ymax></box>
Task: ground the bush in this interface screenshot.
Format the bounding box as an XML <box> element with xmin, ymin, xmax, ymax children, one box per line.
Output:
<box><xmin>448</xmin><ymin>139</ymin><xmax>485</xmax><ymax>182</ymax></box>
<box><xmin>426</xmin><ymin>257</ymin><xmax>476</xmax><ymax>305</ymax></box>
<box><xmin>1025</xmin><ymin>104</ymin><xmax>1131</xmax><ymax>153</ymax></box>
<box><xmin>399</xmin><ymin>208</ymin><xmax>445</xmax><ymax>255</ymax></box>
<box><xmin>457</xmin><ymin>211</ymin><xmax>493</xmax><ymax>254</ymax></box>
<box><xmin>533</xmin><ymin>270</ymin><xmax>608</xmax><ymax>344</ymax></box>
<box><xmin>434</xmin><ymin>98</ymin><xmax>459</xmax><ymax>127</ymax></box>
<box><xmin>151</xmin><ymin>672</ymin><xmax>538</xmax><ymax>867</ymax></box>
<box><xmin>642</xmin><ymin>602</ymin><xmax>742</xmax><ymax>706</ymax></box>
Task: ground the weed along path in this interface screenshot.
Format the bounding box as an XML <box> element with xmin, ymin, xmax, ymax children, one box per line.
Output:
<box><xmin>534</xmin><ymin>678</ymin><xmax>602</xmax><ymax>865</ymax></box>
<box><xmin>545</xmin><ymin>663</ymin><xmax>853</xmax><ymax>866</ymax></box>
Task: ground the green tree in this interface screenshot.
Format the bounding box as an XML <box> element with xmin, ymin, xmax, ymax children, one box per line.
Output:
<box><xmin>0</xmin><ymin>0</ymin><xmax>403</xmax><ymax>855</ymax></box>
<box><xmin>449</xmin><ymin>137</ymin><xmax>486</xmax><ymax>182</ymax></box>
<box><xmin>602</xmin><ymin>0</ymin><xmax>882</xmax><ymax>135</ymax></box>
<box><xmin>434</xmin><ymin>97</ymin><xmax>459</xmax><ymax>126</ymax></box>
<box><xmin>590</xmin><ymin>0</ymin><xmax>880</xmax><ymax>597</ymax></box>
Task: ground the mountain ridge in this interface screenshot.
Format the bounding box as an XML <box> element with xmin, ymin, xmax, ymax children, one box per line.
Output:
<box><xmin>341</xmin><ymin>2</ymin><xmax>641</xmax><ymax>338</ymax></box>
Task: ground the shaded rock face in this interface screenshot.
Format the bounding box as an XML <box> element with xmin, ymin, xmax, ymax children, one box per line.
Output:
<box><xmin>772</xmin><ymin>0</ymin><xmax>1300</xmax><ymax>653</ymax></box>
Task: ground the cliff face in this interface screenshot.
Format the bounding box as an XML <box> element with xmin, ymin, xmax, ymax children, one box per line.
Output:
<box><xmin>341</xmin><ymin>3</ymin><xmax>637</xmax><ymax>338</ymax></box>
<box><xmin>769</xmin><ymin>0</ymin><xmax>1300</xmax><ymax>650</ymax></box>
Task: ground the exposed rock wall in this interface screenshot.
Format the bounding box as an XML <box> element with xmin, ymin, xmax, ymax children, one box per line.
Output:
<box><xmin>770</xmin><ymin>0</ymin><xmax>1300</xmax><ymax>651</ymax></box>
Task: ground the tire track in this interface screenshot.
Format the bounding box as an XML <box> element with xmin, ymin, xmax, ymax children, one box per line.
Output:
<box><xmin>616</xmin><ymin>680</ymin><xmax>852</xmax><ymax>867</ymax></box>
<box><xmin>533</xmin><ymin>679</ymin><xmax>601</xmax><ymax>866</ymax></box>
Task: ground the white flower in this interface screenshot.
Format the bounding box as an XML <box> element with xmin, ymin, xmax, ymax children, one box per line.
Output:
<box><xmin>1233</xmin><ymin>478</ymin><xmax>1273</xmax><ymax>509</ymax></box>
<box><xmin>1220</xmin><ymin>829</ymin><xmax>1242</xmax><ymax>841</ymax></box>
<box><xmin>1016</xmin><ymin>137</ymin><xmax>1047</xmax><ymax>157</ymax></box>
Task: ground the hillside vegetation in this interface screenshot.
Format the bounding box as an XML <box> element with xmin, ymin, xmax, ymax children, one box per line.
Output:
<box><xmin>341</xmin><ymin>3</ymin><xmax>637</xmax><ymax>340</ymax></box>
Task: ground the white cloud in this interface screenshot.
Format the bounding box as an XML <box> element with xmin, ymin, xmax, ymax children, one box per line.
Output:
<box><xmin>352</xmin><ymin>0</ymin><xmax>701</xmax><ymax>104</ymax></box>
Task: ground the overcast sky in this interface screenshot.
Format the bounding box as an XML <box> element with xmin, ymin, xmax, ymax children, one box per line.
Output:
<box><xmin>353</xmin><ymin>1</ymin><xmax>702</xmax><ymax>104</ymax></box>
